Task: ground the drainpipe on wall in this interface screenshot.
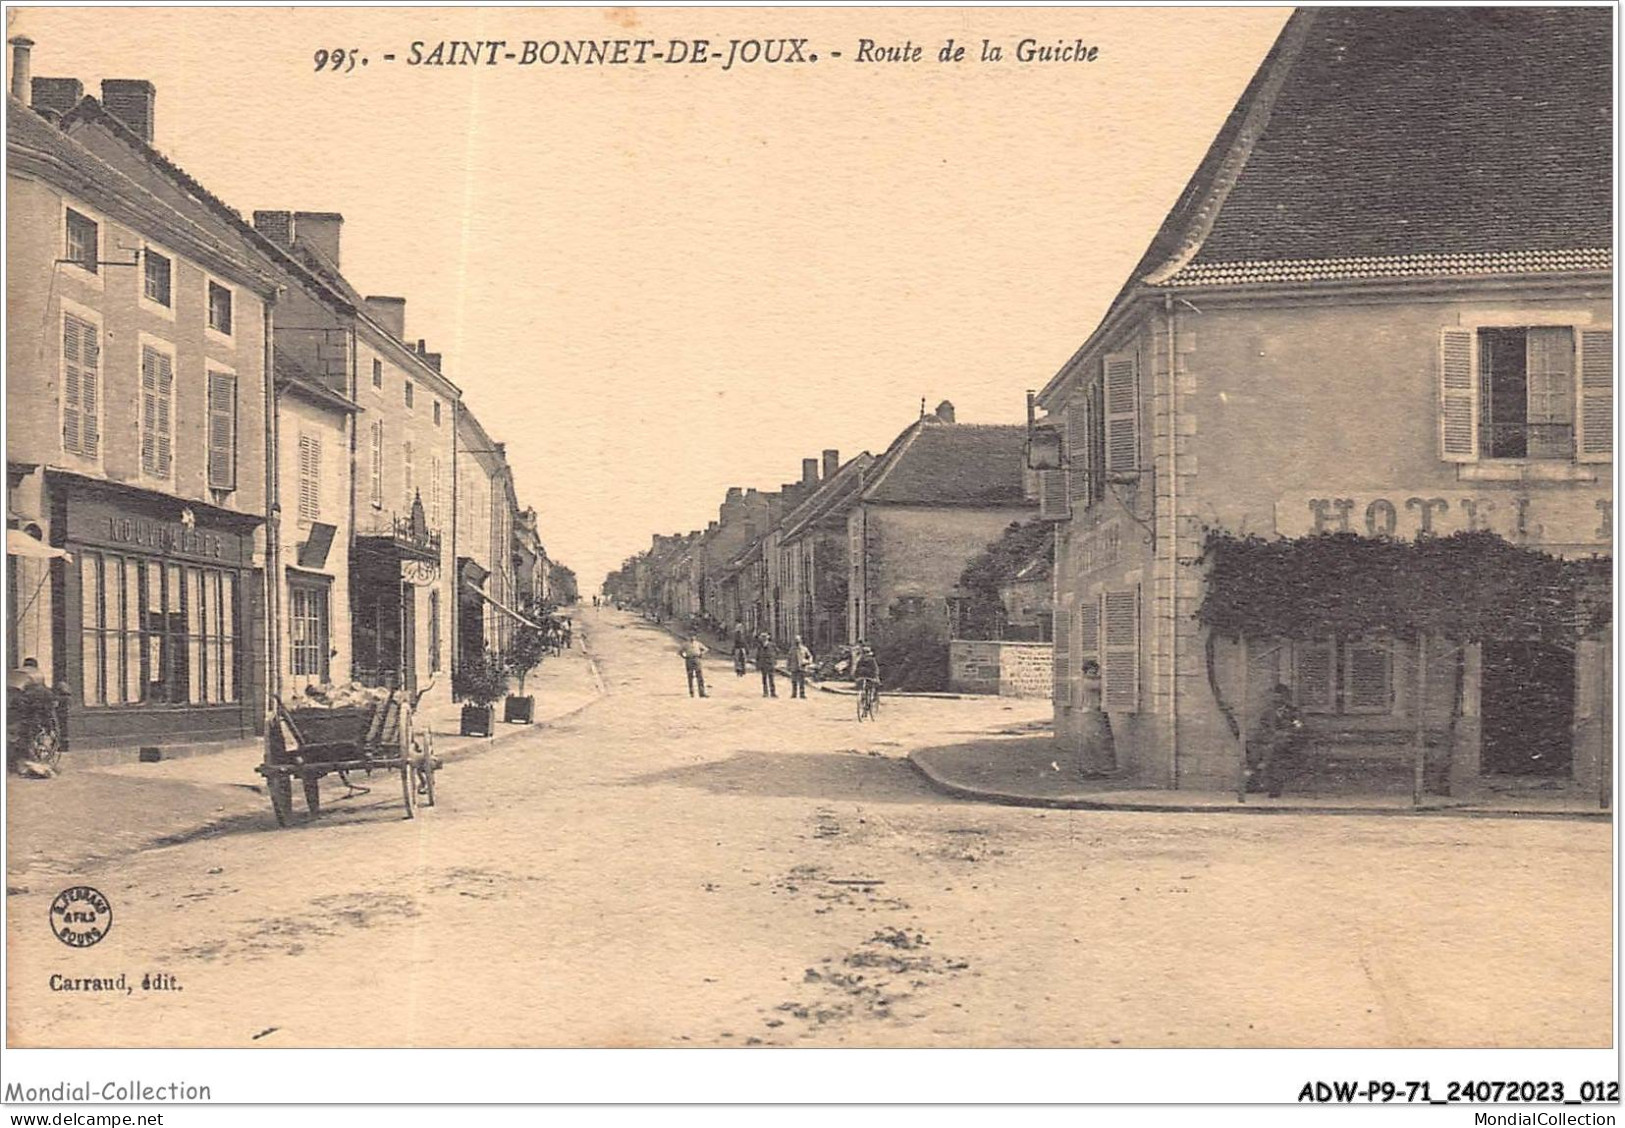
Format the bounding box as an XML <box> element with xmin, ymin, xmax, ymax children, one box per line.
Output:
<box><xmin>264</xmin><ymin>299</ymin><xmax>282</xmax><ymax>715</ymax></box>
<box><xmin>1163</xmin><ymin>292</ymin><xmax>1180</xmax><ymax>789</ymax></box>
<box><xmin>346</xmin><ymin>327</ymin><xmax>359</xmax><ymax>684</ymax></box>
<box><xmin>449</xmin><ymin>398</ymin><xmax>460</xmax><ymax>694</ymax></box>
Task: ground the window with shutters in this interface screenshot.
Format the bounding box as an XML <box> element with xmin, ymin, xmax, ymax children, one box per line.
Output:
<box><xmin>369</xmin><ymin>420</ymin><xmax>384</xmax><ymax>508</ymax></box>
<box><xmin>1103</xmin><ymin>352</ymin><xmax>1140</xmax><ymax>479</ymax></box>
<box><xmin>1075</xmin><ymin>594</ymin><xmax>1100</xmax><ymax>707</ymax></box>
<box><xmin>139</xmin><ymin>342</ymin><xmax>175</xmax><ymax>480</ymax></box>
<box><xmin>1052</xmin><ymin>594</ymin><xmax>1072</xmax><ymax>705</ymax></box>
<box><xmin>207</xmin><ymin>281</ymin><xmax>233</xmax><ymax>336</ymax></box>
<box><xmin>207</xmin><ymin>372</ymin><xmax>237</xmax><ymax>490</ymax></box>
<box><xmin>142</xmin><ymin>248</ymin><xmax>172</xmax><ymax>310</ymax></box>
<box><xmin>297</xmin><ymin>433</ymin><xmax>321</xmax><ymax>524</ymax></box>
<box><xmin>1101</xmin><ymin>586</ymin><xmax>1139</xmax><ymax>712</ymax></box>
<box><xmin>1440</xmin><ymin>325</ymin><xmax>1612</xmax><ymax>463</ymax></box>
<box><xmin>1292</xmin><ymin>637</ymin><xmax>1392</xmax><ymax>715</ymax></box>
<box><xmin>64</xmin><ymin>208</ymin><xmax>98</xmax><ymax>274</ymax></box>
<box><xmin>403</xmin><ymin>440</ymin><xmax>415</xmax><ymax>509</ymax></box>
<box><xmin>1075</xmin><ymin>378</ymin><xmax>1107</xmax><ymax>506</ymax></box>
<box><xmin>61</xmin><ymin>311</ymin><xmax>101</xmax><ymax>460</ymax></box>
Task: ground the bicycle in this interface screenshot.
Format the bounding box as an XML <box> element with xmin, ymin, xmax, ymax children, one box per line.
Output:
<box><xmin>856</xmin><ymin>677</ymin><xmax>881</xmax><ymax>722</ymax></box>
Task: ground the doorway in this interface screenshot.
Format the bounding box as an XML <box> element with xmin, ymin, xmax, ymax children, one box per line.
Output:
<box><xmin>1480</xmin><ymin>640</ymin><xmax>1575</xmax><ymax>776</ymax></box>
<box><xmin>401</xmin><ymin>585</ymin><xmax>417</xmax><ymax>697</ymax></box>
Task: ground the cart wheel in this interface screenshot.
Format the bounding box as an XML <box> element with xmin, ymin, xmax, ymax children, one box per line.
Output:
<box><xmin>399</xmin><ymin>760</ymin><xmax>417</xmax><ymax>819</ymax></box>
<box><xmin>302</xmin><ymin>772</ymin><xmax>322</xmax><ymax>816</ymax></box>
<box><xmin>268</xmin><ymin>773</ymin><xmax>294</xmax><ymax>827</ymax></box>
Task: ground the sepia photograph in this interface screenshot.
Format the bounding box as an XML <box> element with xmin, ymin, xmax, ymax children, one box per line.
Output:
<box><xmin>0</xmin><ymin>0</ymin><xmax>1616</xmax><ymax>1112</ymax></box>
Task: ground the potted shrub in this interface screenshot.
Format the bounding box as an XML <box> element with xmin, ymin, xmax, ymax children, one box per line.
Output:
<box><xmin>504</xmin><ymin>597</ymin><xmax>549</xmax><ymax>724</ymax></box>
<box><xmin>454</xmin><ymin>647</ymin><xmax>507</xmax><ymax>737</ymax></box>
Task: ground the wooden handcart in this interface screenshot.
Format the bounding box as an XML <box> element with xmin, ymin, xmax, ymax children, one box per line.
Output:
<box><xmin>257</xmin><ymin>687</ymin><xmax>439</xmax><ymax>826</ymax></box>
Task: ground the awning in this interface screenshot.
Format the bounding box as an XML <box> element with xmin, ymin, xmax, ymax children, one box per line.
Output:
<box><xmin>463</xmin><ymin>581</ymin><xmax>545</xmax><ymax>631</ymax></box>
<box><xmin>6</xmin><ymin>529</ymin><xmax>71</xmax><ymax>562</ymax></box>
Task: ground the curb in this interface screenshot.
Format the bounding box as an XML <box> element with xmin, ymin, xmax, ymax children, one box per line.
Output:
<box><xmin>816</xmin><ymin>684</ymin><xmax>965</xmax><ymax>700</ymax></box>
<box><xmin>906</xmin><ymin>754</ymin><xmax>1614</xmax><ymax>822</ymax></box>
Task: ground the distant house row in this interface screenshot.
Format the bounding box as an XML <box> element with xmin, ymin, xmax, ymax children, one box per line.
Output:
<box><xmin>5</xmin><ymin>39</ymin><xmax>574</xmax><ymax>757</ymax></box>
<box><xmin>604</xmin><ymin>401</ymin><xmax>1040</xmax><ymax>686</ymax></box>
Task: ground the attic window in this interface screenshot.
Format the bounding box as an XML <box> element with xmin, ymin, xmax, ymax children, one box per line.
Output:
<box><xmin>208</xmin><ymin>281</ymin><xmax>233</xmax><ymax>335</ymax></box>
<box><xmin>65</xmin><ymin>209</ymin><xmax>98</xmax><ymax>273</ymax></box>
<box><xmin>143</xmin><ymin>249</ymin><xmax>172</xmax><ymax>307</ymax></box>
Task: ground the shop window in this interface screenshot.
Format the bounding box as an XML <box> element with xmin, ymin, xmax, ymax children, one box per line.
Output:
<box><xmin>64</xmin><ymin>208</ymin><xmax>98</xmax><ymax>273</ymax></box>
<box><xmin>298</xmin><ymin>433</ymin><xmax>322</xmax><ymax>523</ymax></box>
<box><xmin>62</xmin><ymin>312</ymin><xmax>101</xmax><ymax>459</ymax></box>
<box><xmin>208</xmin><ymin>281</ymin><xmax>233</xmax><ymax>336</ymax></box>
<box><xmin>207</xmin><ymin>372</ymin><xmax>237</xmax><ymax>490</ymax></box>
<box><xmin>289</xmin><ymin>581</ymin><xmax>330</xmax><ymax>679</ymax></box>
<box><xmin>1439</xmin><ymin>325</ymin><xmax>1612</xmax><ymax>463</ymax></box>
<box><xmin>142</xmin><ymin>249</ymin><xmax>172</xmax><ymax>308</ymax></box>
<box><xmin>1292</xmin><ymin>638</ymin><xmax>1393</xmax><ymax>715</ymax></box>
<box><xmin>78</xmin><ymin>551</ymin><xmax>237</xmax><ymax>706</ymax></box>
<box><xmin>140</xmin><ymin>344</ymin><xmax>174</xmax><ymax>479</ymax></box>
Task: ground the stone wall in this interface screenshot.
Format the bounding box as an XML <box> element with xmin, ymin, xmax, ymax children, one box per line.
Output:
<box><xmin>949</xmin><ymin>640</ymin><xmax>1053</xmax><ymax>698</ymax></box>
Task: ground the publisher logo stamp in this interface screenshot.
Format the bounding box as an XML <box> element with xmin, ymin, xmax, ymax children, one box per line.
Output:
<box><xmin>49</xmin><ymin>886</ymin><xmax>112</xmax><ymax>948</ymax></box>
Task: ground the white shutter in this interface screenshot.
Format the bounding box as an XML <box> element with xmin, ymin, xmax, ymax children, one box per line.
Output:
<box><xmin>1101</xmin><ymin>586</ymin><xmax>1139</xmax><ymax>712</ymax></box>
<box><xmin>1037</xmin><ymin>468</ymin><xmax>1070</xmax><ymax>521</ymax></box>
<box><xmin>80</xmin><ymin>320</ymin><xmax>100</xmax><ymax>458</ymax></box>
<box><xmin>370</xmin><ymin>420</ymin><xmax>383</xmax><ymax>507</ymax></box>
<box><xmin>1103</xmin><ymin>353</ymin><xmax>1139</xmax><ymax>476</ymax></box>
<box><xmin>298</xmin><ymin>434</ymin><xmax>321</xmax><ymax>522</ymax></box>
<box><xmin>155</xmin><ymin>350</ymin><xmax>173</xmax><ymax>478</ymax></box>
<box><xmin>1065</xmin><ymin>400</ymin><xmax>1089</xmax><ymax>509</ymax></box>
<box><xmin>1294</xmin><ymin>638</ymin><xmax>1336</xmax><ymax>713</ymax></box>
<box><xmin>207</xmin><ymin>372</ymin><xmax>236</xmax><ymax>489</ymax></box>
<box><xmin>141</xmin><ymin>346</ymin><xmax>159</xmax><ymax>474</ymax></box>
<box><xmin>1577</xmin><ymin>328</ymin><xmax>1613</xmax><ymax>463</ymax></box>
<box><xmin>62</xmin><ymin>314</ymin><xmax>92</xmax><ymax>456</ymax></box>
<box><xmin>1439</xmin><ymin>328</ymin><xmax>1479</xmax><ymax>462</ymax></box>
<box><xmin>1052</xmin><ymin>593</ymin><xmax>1072</xmax><ymax>705</ymax></box>
<box><xmin>403</xmin><ymin>439</ymin><xmax>414</xmax><ymax>510</ymax></box>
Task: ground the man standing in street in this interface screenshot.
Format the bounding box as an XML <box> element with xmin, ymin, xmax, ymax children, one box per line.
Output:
<box><xmin>679</xmin><ymin>634</ymin><xmax>709</xmax><ymax>698</ymax></box>
<box><xmin>732</xmin><ymin>621</ymin><xmax>749</xmax><ymax>677</ymax></box>
<box><xmin>755</xmin><ymin>633</ymin><xmax>779</xmax><ymax>698</ymax></box>
<box><xmin>787</xmin><ymin>634</ymin><xmax>813</xmax><ymax>699</ymax></box>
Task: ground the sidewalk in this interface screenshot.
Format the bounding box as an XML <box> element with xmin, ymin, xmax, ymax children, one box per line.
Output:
<box><xmin>5</xmin><ymin>623</ymin><xmax>606</xmax><ymax>888</ymax></box>
<box><xmin>909</xmin><ymin>736</ymin><xmax>1613</xmax><ymax>821</ymax></box>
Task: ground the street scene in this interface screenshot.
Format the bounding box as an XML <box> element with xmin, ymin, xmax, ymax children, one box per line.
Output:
<box><xmin>2</xmin><ymin>3</ymin><xmax>1615</xmax><ymax>1067</ymax></box>
<box><xmin>6</xmin><ymin>605</ymin><xmax>1612</xmax><ymax>1048</ymax></box>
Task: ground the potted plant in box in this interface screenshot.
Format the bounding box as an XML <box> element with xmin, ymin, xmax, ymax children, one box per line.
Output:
<box><xmin>504</xmin><ymin>596</ymin><xmax>550</xmax><ymax>724</ymax></box>
<box><xmin>454</xmin><ymin>647</ymin><xmax>507</xmax><ymax>737</ymax></box>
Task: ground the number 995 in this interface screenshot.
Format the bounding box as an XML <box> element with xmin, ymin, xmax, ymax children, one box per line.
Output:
<box><xmin>313</xmin><ymin>48</ymin><xmax>363</xmax><ymax>73</ymax></box>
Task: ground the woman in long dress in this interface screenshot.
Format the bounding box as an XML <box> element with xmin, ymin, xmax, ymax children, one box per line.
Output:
<box><xmin>1078</xmin><ymin>660</ymin><xmax>1117</xmax><ymax>777</ymax></box>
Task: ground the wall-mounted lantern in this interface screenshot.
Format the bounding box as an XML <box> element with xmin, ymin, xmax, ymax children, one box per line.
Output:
<box><xmin>1025</xmin><ymin>390</ymin><xmax>1065</xmax><ymax>470</ymax></box>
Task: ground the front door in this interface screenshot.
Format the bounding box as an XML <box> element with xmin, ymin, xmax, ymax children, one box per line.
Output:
<box><xmin>1481</xmin><ymin>640</ymin><xmax>1575</xmax><ymax>777</ymax></box>
<box><xmin>401</xmin><ymin>584</ymin><xmax>417</xmax><ymax>696</ymax></box>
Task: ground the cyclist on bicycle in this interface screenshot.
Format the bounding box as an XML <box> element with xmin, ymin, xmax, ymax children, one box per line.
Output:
<box><xmin>853</xmin><ymin>643</ymin><xmax>881</xmax><ymax>712</ymax></box>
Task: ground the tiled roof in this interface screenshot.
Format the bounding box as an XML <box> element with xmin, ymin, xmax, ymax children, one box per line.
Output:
<box><xmin>1153</xmin><ymin>8</ymin><xmax>1612</xmax><ymax>285</ymax></box>
<box><xmin>862</xmin><ymin>423</ymin><xmax>1032</xmax><ymax>508</ymax></box>
<box><xmin>779</xmin><ymin>454</ymin><xmax>874</xmax><ymax>542</ymax></box>
<box><xmin>1165</xmin><ymin>248</ymin><xmax>1613</xmax><ymax>288</ymax></box>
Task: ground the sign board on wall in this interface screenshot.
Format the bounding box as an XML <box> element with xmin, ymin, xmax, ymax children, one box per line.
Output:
<box><xmin>1275</xmin><ymin>490</ymin><xmax>1611</xmax><ymax>549</ymax></box>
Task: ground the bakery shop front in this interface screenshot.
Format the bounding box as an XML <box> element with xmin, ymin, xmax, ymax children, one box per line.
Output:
<box><xmin>51</xmin><ymin>474</ymin><xmax>262</xmax><ymax>751</ymax></box>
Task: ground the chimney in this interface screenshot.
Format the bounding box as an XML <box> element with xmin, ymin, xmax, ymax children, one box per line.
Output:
<box><xmin>424</xmin><ymin>353</ymin><xmax>442</xmax><ymax>373</ymax></box>
<box><xmin>253</xmin><ymin>210</ymin><xmax>293</xmax><ymax>246</ymax></box>
<box><xmin>726</xmin><ymin>487</ymin><xmax>743</xmax><ymax>502</ymax></box>
<box><xmin>100</xmin><ymin>79</ymin><xmax>155</xmax><ymax>143</ymax></box>
<box><xmin>363</xmin><ymin>296</ymin><xmax>406</xmax><ymax>340</ymax></box>
<box><xmin>292</xmin><ymin>211</ymin><xmax>343</xmax><ymax>267</ymax></box>
<box><xmin>30</xmin><ymin>76</ymin><xmax>82</xmax><ymax>118</ymax></box>
<box><xmin>934</xmin><ymin>400</ymin><xmax>956</xmax><ymax>424</ymax></box>
<box><xmin>822</xmin><ymin>449</ymin><xmax>840</xmax><ymax>479</ymax></box>
<box><xmin>801</xmin><ymin>458</ymin><xmax>819</xmax><ymax>487</ymax></box>
<box><xmin>8</xmin><ymin>37</ymin><xmax>32</xmax><ymax>103</ymax></box>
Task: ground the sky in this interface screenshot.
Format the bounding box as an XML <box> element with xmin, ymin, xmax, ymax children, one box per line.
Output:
<box><xmin>8</xmin><ymin>5</ymin><xmax>1291</xmax><ymax>590</ymax></box>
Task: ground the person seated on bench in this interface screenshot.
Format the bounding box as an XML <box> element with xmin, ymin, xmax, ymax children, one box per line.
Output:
<box><xmin>1248</xmin><ymin>683</ymin><xmax>1306</xmax><ymax>798</ymax></box>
